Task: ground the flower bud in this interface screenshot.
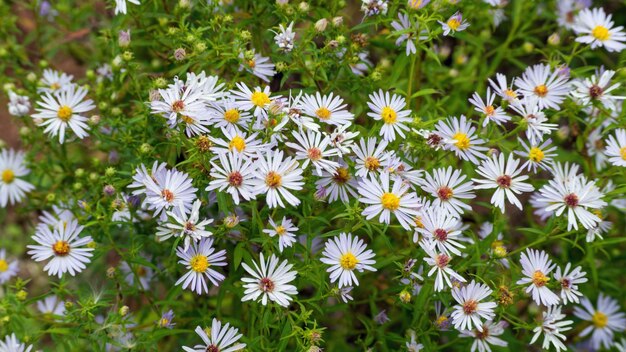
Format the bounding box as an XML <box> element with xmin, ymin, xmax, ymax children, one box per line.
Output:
<box><xmin>119</xmin><ymin>305</ymin><xmax>129</xmax><ymax>316</ymax></box>
<box><xmin>547</xmin><ymin>32</ymin><xmax>560</xmax><ymax>46</ymax></box>
<box><xmin>315</xmin><ymin>18</ymin><xmax>328</xmax><ymax>32</ymax></box>
<box><xmin>103</xmin><ymin>184</ymin><xmax>116</xmax><ymax>196</ymax></box>
<box><xmin>399</xmin><ymin>290</ymin><xmax>411</xmax><ymax>303</ymax></box>
<box><xmin>118</xmin><ymin>30</ymin><xmax>131</xmax><ymax>47</ymax></box>
<box><xmin>174</xmin><ymin>48</ymin><xmax>186</xmax><ymax>61</ymax></box>
<box><xmin>332</xmin><ymin>16</ymin><xmax>343</xmax><ymax>27</ymax></box>
<box><xmin>16</xmin><ymin>290</ymin><xmax>28</xmax><ymax>301</ymax></box>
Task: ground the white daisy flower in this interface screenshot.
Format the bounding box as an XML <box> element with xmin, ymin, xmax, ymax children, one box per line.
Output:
<box><xmin>488</xmin><ymin>73</ymin><xmax>519</xmax><ymax>103</ymax></box>
<box><xmin>273</xmin><ymin>91</ymin><xmax>320</xmax><ymax>132</ymax></box>
<box><xmin>530</xmin><ymin>305</ymin><xmax>573</xmax><ymax>352</ymax></box>
<box><xmin>586</xmin><ymin>218</ymin><xmax>612</xmax><ymax>243</ymax></box>
<box><xmin>536</xmin><ymin>171</ymin><xmax>606</xmax><ymax>231</ymax></box>
<box><xmin>554</xmin><ymin>263</ymin><xmax>587</xmax><ymax>304</ymax></box>
<box><xmin>38</xmin><ymin>69</ymin><xmax>73</xmax><ymax>93</ymax></box>
<box><xmin>515</xmin><ymin>64</ymin><xmax>570</xmax><ymax>110</ymax></box>
<box><xmin>459</xmin><ymin>320</ymin><xmax>508</xmax><ymax>352</ymax></box>
<box><xmin>263</xmin><ymin>217</ymin><xmax>298</xmax><ymax>252</ymax></box>
<box><xmin>436</xmin><ymin>115</ymin><xmax>488</xmax><ymax>164</ymax></box>
<box><xmin>251</xmin><ymin>150</ymin><xmax>304</xmax><ymax>209</ymax></box>
<box><xmin>114</xmin><ymin>0</ymin><xmax>140</xmax><ymax>15</ymax></box>
<box><xmin>0</xmin><ymin>149</ymin><xmax>35</xmax><ymax>208</ymax></box>
<box><xmin>420</xmin><ymin>239</ymin><xmax>466</xmax><ymax>292</ymax></box>
<box><xmin>32</xmin><ymin>85</ymin><xmax>95</xmax><ymax>143</ymax></box>
<box><xmin>405</xmin><ymin>330</ymin><xmax>424</xmax><ymax>352</ymax></box>
<box><xmin>301</xmin><ymin>92</ymin><xmax>354</xmax><ymax>127</ymax></box>
<box><xmin>230</xmin><ymin>83</ymin><xmax>276</xmax><ymax>119</ymax></box>
<box><xmin>571</xmin><ymin>69</ymin><xmax>624</xmax><ymax>110</ymax></box>
<box><xmin>141</xmin><ymin>166</ymin><xmax>197</xmax><ymax>221</ymax></box>
<box><xmin>27</xmin><ymin>219</ymin><xmax>94</xmax><ymax>278</ymax></box>
<box><xmin>0</xmin><ymin>249</ymin><xmax>18</xmax><ymax>284</ymax></box>
<box><xmin>514</xmin><ymin>138</ymin><xmax>557</xmax><ymax>172</ymax></box>
<box><xmin>239</xmin><ymin>50</ymin><xmax>276</xmax><ymax>83</ymax></box>
<box><xmin>119</xmin><ymin>261</ymin><xmax>154</xmax><ymax>290</ymax></box>
<box><xmin>207</xmin><ymin>97</ymin><xmax>252</xmax><ymax>133</ymax></box>
<box><xmin>556</xmin><ymin>0</ymin><xmax>581</xmax><ymax>30</ymax></box>
<box><xmin>0</xmin><ymin>333</ymin><xmax>33</xmax><ymax>352</ymax></box>
<box><xmin>37</xmin><ymin>295</ymin><xmax>66</xmax><ymax>316</ymax></box>
<box><xmin>468</xmin><ymin>88</ymin><xmax>510</xmax><ymax>127</ymax></box>
<box><xmin>367</xmin><ymin>89</ymin><xmax>412</xmax><ymax>142</ymax></box>
<box><xmin>7</xmin><ymin>91</ymin><xmax>30</xmax><ymax>116</ymax></box>
<box><xmin>175</xmin><ymin>238</ymin><xmax>226</xmax><ymax>295</ymax></box>
<box><xmin>420</xmin><ymin>166</ymin><xmax>475</xmax><ymax>217</ymax></box>
<box><xmin>472</xmin><ymin>153</ymin><xmax>534</xmax><ymax>213</ymax></box>
<box><xmin>286</xmin><ymin>129</ymin><xmax>340</xmax><ymax>175</ymax></box>
<box><xmin>361</xmin><ymin>0</ymin><xmax>388</xmax><ymax>17</ymax></box>
<box><xmin>450</xmin><ymin>280</ymin><xmax>497</xmax><ymax>332</ymax></box>
<box><xmin>320</xmin><ymin>232</ymin><xmax>376</xmax><ymax>288</ymax></box>
<box><xmin>516</xmin><ymin>249</ymin><xmax>560</xmax><ymax>306</ymax></box>
<box><xmin>358</xmin><ymin>171</ymin><xmax>421</xmax><ymax>230</ymax></box>
<box><xmin>438</xmin><ymin>11</ymin><xmax>469</xmax><ymax>36</ymax></box>
<box><xmin>241</xmin><ymin>253</ymin><xmax>298</xmax><ymax>307</ymax></box>
<box><xmin>272</xmin><ymin>22</ymin><xmax>296</xmax><ymax>52</ymax></box>
<box><xmin>210</xmin><ymin>127</ymin><xmax>270</xmax><ymax>158</ymax></box>
<box><xmin>574</xmin><ymin>294</ymin><xmax>626</xmax><ymax>350</ymax></box>
<box><xmin>604</xmin><ymin>128</ymin><xmax>626</xmax><ymax>167</ymax></box>
<box><xmin>156</xmin><ymin>200</ymin><xmax>213</xmax><ymax>251</ymax></box>
<box><xmin>573</xmin><ymin>7</ymin><xmax>626</xmax><ymax>52</ymax></box>
<box><xmin>315</xmin><ymin>162</ymin><xmax>359</xmax><ymax>204</ymax></box>
<box><xmin>327</xmin><ymin>125</ymin><xmax>359</xmax><ymax>156</ymax></box>
<box><xmin>206</xmin><ymin>152</ymin><xmax>257</xmax><ymax>205</ymax></box>
<box><xmin>183</xmin><ymin>318</ymin><xmax>246</xmax><ymax>352</ymax></box>
<box><xmin>587</xmin><ymin>128</ymin><xmax>608</xmax><ymax>170</ymax></box>
<box><xmin>390</xmin><ymin>12</ymin><xmax>428</xmax><ymax>56</ymax></box>
<box><xmin>352</xmin><ymin>137</ymin><xmax>392</xmax><ymax>178</ymax></box>
<box><xmin>510</xmin><ymin>96</ymin><xmax>557</xmax><ymax>144</ymax></box>
<box><xmin>413</xmin><ymin>207</ymin><xmax>465</xmax><ymax>256</ymax></box>
<box><xmin>150</xmin><ymin>77</ymin><xmax>207</xmax><ymax>128</ymax></box>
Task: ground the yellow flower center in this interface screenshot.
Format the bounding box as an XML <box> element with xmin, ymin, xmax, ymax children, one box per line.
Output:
<box><xmin>275</xmin><ymin>225</ymin><xmax>286</xmax><ymax>236</ymax></box>
<box><xmin>1</xmin><ymin>169</ymin><xmax>15</xmax><ymax>184</ymax></box>
<box><xmin>57</xmin><ymin>105</ymin><xmax>73</xmax><ymax>122</ymax></box>
<box><xmin>620</xmin><ymin>147</ymin><xmax>626</xmax><ymax>161</ymax></box>
<box><xmin>315</xmin><ymin>107</ymin><xmax>332</xmax><ymax>120</ymax></box>
<box><xmin>447</xmin><ymin>18</ymin><xmax>461</xmax><ymax>30</ymax></box>
<box><xmin>381</xmin><ymin>106</ymin><xmax>397</xmax><ymax>124</ymax></box>
<box><xmin>50</xmin><ymin>82</ymin><xmax>61</xmax><ymax>91</ymax></box>
<box><xmin>181</xmin><ymin>115</ymin><xmax>195</xmax><ymax>125</ymax></box>
<box><xmin>532</xmin><ymin>270</ymin><xmax>549</xmax><ymax>287</ymax></box>
<box><xmin>381</xmin><ymin>192</ymin><xmax>400</xmax><ymax>211</ymax></box>
<box><xmin>248</xmin><ymin>59</ymin><xmax>256</xmax><ymax>68</ymax></box>
<box><xmin>190</xmin><ymin>254</ymin><xmax>209</xmax><ymax>273</ymax></box>
<box><xmin>265</xmin><ymin>171</ymin><xmax>282</xmax><ymax>188</ymax></box>
<box><xmin>364</xmin><ymin>156</ymin><xmax>380</xmax><ymax>171</ymax></box>
<box><xmin>251</xmin><ymin>91</ymin><xmax>270</xmax><ymax>107</ymax></box>
<box><xmin>484</xmin><ymin>105</ymin><xmax>495</xmax><ymax>116</ymax></box>
<box><xmin>591</xmin><ymin>25</ymin><xmax>610</xmax><ymax>41</ymax></box>
<box><xmin>0</xmin><ymin>259</ymin><xmax>8</xmax><ymax>272</ymax></box>
<box><xmin>414</xmin><ymin>216</ymin><xmax>424</xmax><ymax>228</ymax></box>
<box><xmin>228</xmin><ymin>136</ymin><xmax>246</xmax><ymax>152</ymax></box>
<box><xmin>453</xmin><ymin>132</ymin><xmax>471</xmax><ymax>150</ymax></box>
<box><xmin>592</xmin><ymin>311</ymin><xmax>608</xmax><ymax>328</ymax></box>
<box><xmin>529</xmin><ymin>147</ymin><xmax>545</xmax><ymax>162</ymax></box>
<box><xmin>52</xmin><ymin>240</ymin><xmax>70</xmax><ymax>256</ymax></box>
<box><xmin>339</xmin><ymin>252</ymin><xmax>359</xmax><ymax>270</ymax></box>
<box><xmin>534</xmin><ymin>84</ymin><xmax>548</xmax><ymax>97</ymax></box>
<box><xmin>332</xmin><ymin>167</ymin><xmax>351</xmax><ymax>185</ymax></box>
<box><xmin>224</xmin><ymin>109</ymin><xmax>241</xmax><ymax>123</ymax></box>
<box><xmin>504</xmin><ymin>89</ymin><xmax>517</xmax><ymax>98</ymax></box>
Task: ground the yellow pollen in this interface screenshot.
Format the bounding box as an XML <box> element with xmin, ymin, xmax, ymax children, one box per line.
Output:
<box><xmin>332</xmin><ymin>167</ymin><xmax>351</xmax><ymax>184</ymax></box>
<box><xmin>591</xmin><ymin>25</ymin><xmax>610</xmax><ymax>41</ymax></box>
<box><xmin>592</xmin><ymin>311</ymin><xmax>608</xmax><ymax>328</ymax></box>
<box><xmin>248</xmin><ymin>59</ymin><xmax>256</xmax><ymax>68</ymax></box>
<box><xmin>532</xmin><ymin>270</ymin><xmax>549</xmax><ymax>287</ymax></box>
<box><xmin>251</xmin><ymin>91</ymin><xmax>270</xmax><ymax>107</ymax></box>
<box><xmin>534</xmin><ymin>84</ymin><xmax>548</xmax><ymax>97</ymax></box>
<box><xmin>228</xmin><ymin>136</ymin><xmax>246</xmax><ymax>152</ymax></box>
<box><xmin>436</xmin><ymin>315</ymin><xmax>448</xmax><ymax>326</ymax></box>
<box><xmin>52</xmin><ymin>240</ymin><xmax>70</xmax><ymax>256</ymax></box>
<box><xmin>190</xmin><ymin>254</ymin><xmax>209</xmax><ymax>273</ymax></box>
<box><xmin>181</xmin><ymin>115</ymin><xmax>195</xmax><ymax>125</ymax></box>
<box><xmin>223</xmin><ymin>109</ymin><xmax>241</xmax><ymax>123</ymax></box>
<box><xmin>447</xmin><ymin>18</ymin><xmax>461</xmax><ymax>30</ymax></box>
<box><xmin>364</xmin><ymin>156</ymin><xmax>380</xmax><ymax>171</ymax></box>
<box><xmin>381</xmin><ymin>192</ymin><xmax>400</xmax><ymax>211</ymax></box>
<box><xmin>275</xmin><ymin>225</ymin><xmax>286</xmax><ymax>236</ymax></box>
<box><xmin>57</xmin><ymin>105</ymin><xmax>73</xmax><ymax>122</ymax></box>
<box><xmin>620</xmin><ymin>147</ymin><xmax>626</xmax><ymax>161</ymax></box>
<box><xmin>414</xmin><ymin>216</ymin><xmax>424</xmax><ymax>228</ymax></box>
<box><xmin>340</xmin><ymin>252</ymin><xmax>358</xmax><ymax>270</ymax></box>
<box><xmin>265</xmin><ymin>171</ymin><xmax>282</xmax><ymax>188</ymax></box>
<box><xmin>453</xmin><ymin>132</ymin><xmax>471</xmax><ymax>150</ymax></box>
<box><xmin>0</xmin><ymin>259</ymin><xmax>8</xmax><ymax>272</ymax></box>
<box><xmin>315</xmin><ymin>107</ymin><xmax>332</xmax><ymax>120</ymax></box>
<box><xmin>159</xmin><ymin>318</ymin><xmax>170</xmax><ymax>327</ymax></box>
<box><xmin>1</xmin><ymin>169</ymin><xmax>15</xmax><ymax>184</ymax></box>
<box><xmin>50</xmin><ymin>82</ymin><xmax>61</xmax><ymax>91</ymax></box>
<box><xmin>381</xmin><ymin>106</ymin><xmax>397</xmax><ymax>124</ymax></box>
<box><xmin>504</xmin><ymin>89</ymin><xmax>517</xmax><ymax>98</ymax></box>
<box><xmin>484</xmin><ymin>105</ymin><xmax>495</xmax><ymax>116</ymax></box>
<box><xmin>529</xmin><ymin>147</ymin><xmax>545</xmax><ymax>162</ymax></box>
